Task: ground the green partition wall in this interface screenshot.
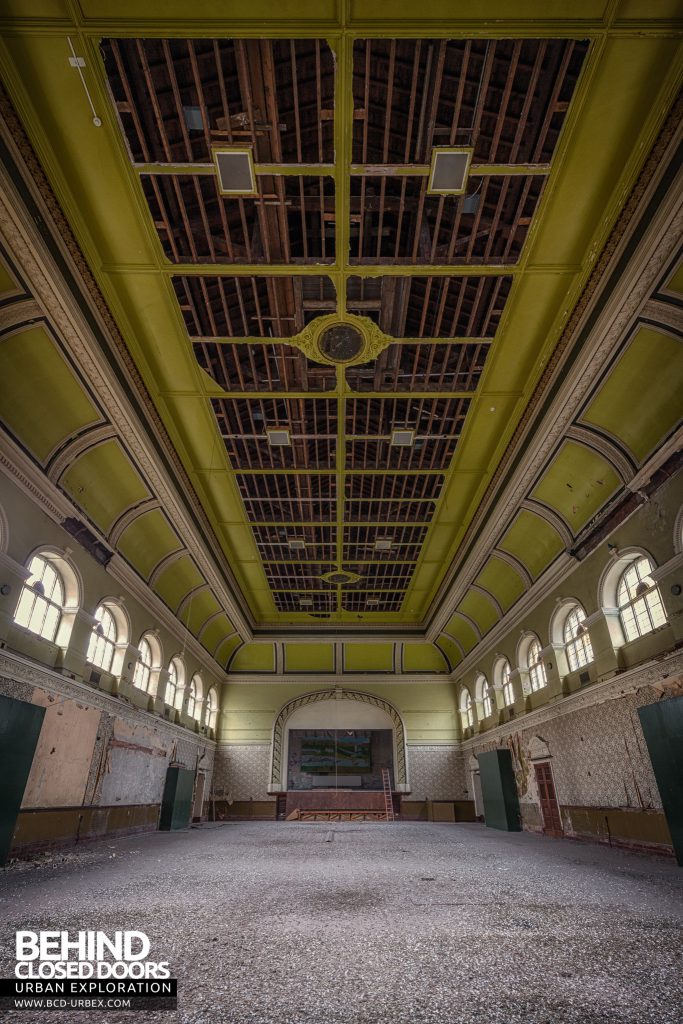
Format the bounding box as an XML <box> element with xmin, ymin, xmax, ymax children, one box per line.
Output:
<box><xmin>0</xmin><ymin>693</ymin><xmax>45</xmax><ymax>864</ymax></box>
<box><xmin>477</xmin><ymin>749</ymin><xmax>522</xmax><ymax>832</ymax></box>
<box><xmin>638</xmin><ymin>697</ymin><xmax>683</xmax><ymax>866</ymax></box>
<box><xmin>159</xmin><ymin>766</ymin><xmax>195</xmax><ymax>832</ymax></box>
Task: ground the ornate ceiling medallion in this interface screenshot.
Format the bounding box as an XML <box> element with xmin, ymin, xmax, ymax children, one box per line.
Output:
<box><xmin>321</xmin><ymin>570</ymin><xmax>361</xmax><ymax>586</ymax></box>
<box><xmin>289</xmin><ymin>312</ymin><xmax>392</xmax><ymax>367</ymax></box>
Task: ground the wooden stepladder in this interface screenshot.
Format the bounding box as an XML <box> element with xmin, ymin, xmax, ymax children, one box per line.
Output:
<box><xmin>381</xmin><ymin>768</ymin><xmax>394</xmax><ymax>821</ymax></box>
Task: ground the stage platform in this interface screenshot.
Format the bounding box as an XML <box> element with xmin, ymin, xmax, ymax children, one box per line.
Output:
<box><xmin>285</xmin><ymin>789</ymin><xmax>390</xmax><ymax>819</ymax></box>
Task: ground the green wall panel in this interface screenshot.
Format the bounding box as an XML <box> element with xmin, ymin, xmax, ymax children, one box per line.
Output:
<box><xmin>0</xmin><ymin>694</ymin><xmax>45</xmax><ymax>864</ymax></box>
<box><xmin>638</xmin><ymin>696</ymin><xmax>683</xmax><ymax>866</ymax></box>
<box><xmin>284</xmin><ymin>643</ymin><xmax>335</xmax><ymax>673</ymax></box>
<box><xmin>403</xmin><ymin>643</ymin><xmax>448</xmax><ymax>674</ymax></box>
<box><xmin>478</xmin><ymin>749</ymin><xmax>521</xmax><ymax>832</ymax></box>
<box><xmin>230</xmin><ymin>643</ymin><xmax>276</xmax><ymax>673</ymax></box>
<box><xmin>344</xmin><ymin>643</ymin><xmax>394</xmax><ymax>673</ymax></box>
<box><xmin>159</xmin><ymin>765</ymin><xmax>194</xmax><ymax>831</ymax></box>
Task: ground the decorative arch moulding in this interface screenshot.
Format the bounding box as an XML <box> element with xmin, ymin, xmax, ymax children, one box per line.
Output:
<box><xmin>267</xmin><ymin>687</ymin><xmax>409</xmax><ymax>794</ymax></box>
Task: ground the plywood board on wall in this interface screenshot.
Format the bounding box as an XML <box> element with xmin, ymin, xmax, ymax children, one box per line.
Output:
<box><xmin>22</xmin><ymin>689</ymin><xmax>100</xmax><ymax>809</ymax></box>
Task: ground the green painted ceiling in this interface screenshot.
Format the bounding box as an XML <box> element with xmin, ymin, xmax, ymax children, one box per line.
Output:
<box><xmin>0</xmin><ymin>0</ymin><xmax>681</xmax><ymax>676</ymax></box>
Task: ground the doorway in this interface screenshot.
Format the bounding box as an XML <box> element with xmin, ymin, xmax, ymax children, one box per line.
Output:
<box><xmin>534</xmin><ymin>761</ymin><xmax>563</xmax><ymax>835</ymax></box>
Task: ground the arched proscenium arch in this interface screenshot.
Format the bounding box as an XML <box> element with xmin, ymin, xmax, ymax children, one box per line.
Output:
<box><xmin>268</xmin><ymin>688</ymin><xmax>409</xmax><ymax>793</ymax></box>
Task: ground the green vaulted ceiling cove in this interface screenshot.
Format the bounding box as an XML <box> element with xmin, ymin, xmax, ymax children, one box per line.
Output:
<box><xmin>0</xmin><ymin>0</ymin><xmax>681</xmax><ymax>677</ymax></box>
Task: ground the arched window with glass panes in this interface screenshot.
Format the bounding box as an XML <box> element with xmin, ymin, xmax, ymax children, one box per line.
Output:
<box><xmin>205</xmin><ymin>688</ymin><xmax>218</xmax><ymax>731</ymax></box>
<box><xmin>14</xmin><ymin>554</ymin><xmax>64</xmax><ymax>642</ymax></box>
<box><xmin>87</xmin><ymin>605</ymin><xmax>117</xmax><ymax>672</ymax></box>
<box><xmin>460</xmin><ymin>688</ymin><xmax>474</xmax><ymax>729</ymax></box>
<box><xmin>475</xmin><ymin>674</ymin><xmax>493</xmax><ymax>718</ymax></box>
<box><xmin>617</xmin><ymin>556</ymin><xmax>667</xmax><ymax>641</ymax></box>
<box><xmin>187</xmin><ymin>675</ymin><xmax>202</xmax><ymax>720</ymax></box>
<box><xmin>133</xmin><ymin>637</ymin><xmax>152</xmax><ymax>691</ymax></box>
<box><xmin>563</xmin><ymin>605</ymin><xmax>593</xmax><ymax>671</ymax></box>
<box><xmin>500</xmin><ymin>660</ymin><xmax>514</xmax><ymax>706</ymax></box>
<box><xmin>165</xmin><ymin>657</ymin><xmax>185</xmax><ymax>709</ymax></box>
<box><xmin>528</xmin><ymin>637</ymin><xmax>547</xmax><ymax>691</ymax></box>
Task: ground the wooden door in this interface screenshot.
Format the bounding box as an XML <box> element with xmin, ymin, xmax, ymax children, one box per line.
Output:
<box><xmin>534</xmin><ymin>761</ymin><xmax>563</xmax><ymax>836</ymax></box>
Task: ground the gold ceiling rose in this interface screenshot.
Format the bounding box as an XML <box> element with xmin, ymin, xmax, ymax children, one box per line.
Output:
<box><xmin>320</xmin><ymin>570</ymin><xmax>362</xmax><ymax>585</ymax></box>
<box><xmin>288</xmin><ymin>312</ymin><xmax>392</xmax><ymax>367</ymax></box>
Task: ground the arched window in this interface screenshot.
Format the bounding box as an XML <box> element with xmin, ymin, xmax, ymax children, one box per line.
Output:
<box><xmin>460</xmin><ymin>689</ymin><xmax>474</xmax><ymax>729</ymax></box>
<box><xmin>617</xmin><ymin>556</ymin><xmax>667</xmax><ymax>641</ymax></box>
<box><xmin>206</xmin><ymin>688</ymin><xmax>218</xmax><ymax>731</ymax></box>
<box><xmin>475</xmin><ymin>674</ymin><xmax>492</xmax><ymax>718</ymax></box>
<box><xmin>501</xmin><ymin>661</ymin><xmax>514</xmax><ymax>707</ymax></box>
<box><xmin>165</xmin><ymin>657</ymin><xmax>185</xmax><ymax>709</ymax></box>
<box><xmin>563</xmin><ymin>605</ymin><xmax>593</xmax><ymax>671</ymax></box>
<box><xmin>87</xmin><ymin>604</ymin><xmax>118</xmax><ymax>672</ymax></box>
<box><xmin>187</xmin><ymin>674</ymin><xmax>202</xmax><ymax>720</ymax></box>
<box><xmin>133</xmin><ymin>637</ymin><xmax>152</xmax><ymax>691</ymax></box>
<box><xmin>133</xmin><ymin>633</ymin><xmax>162</xmax><ymax>694</ymax></box>
<box><xmin>14</xmin><ymin>554</ymin><xmax>64</xmax><ymax>642</ymax></box>
<box><xmin>528</xmin><ymin>638</ymin><xmax>547</xmax><ymax>692</ymax></box>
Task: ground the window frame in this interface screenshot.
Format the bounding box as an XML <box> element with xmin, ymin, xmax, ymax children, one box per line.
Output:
<box><xmin>188</xmin><ymin>674</ymin><xmax>203</xmax><ymax>720</ymax></box>
<box><xmin>87</xmin><ymin>604</ymin><xmax>118</xmax><ymax>673</ymax></box>
<box><xmin>460</xmin><ymin>688</ymin><xmax>474</xmax><ymax>729</ymax></box>
<box><xmin>500</xmin><ymin>661</ymin><xmax>514</xmax><ymax>707</ymax></box>
<box><xmin>166</xmin><ymin>656</ymin><xmax>186</xmax><ymax>709</ymax></box>
<box><xmin>527</xmin><ymin>637</ymin><xmax>547</xmax><ymax>692</ymax></box>
<box><xmin>13</xmin><ymin>554</ymin><xmax>65</xmax><ymax>643</ymax></box>
<box><xmin>475</xmin><ymin>674</ymin><xmax>493</xmax><ymax>718</ymax></box>
<box><xmin>616</xmin><ymin>556</ymin><xmax>667</xmax><ymax>642</ymax></box>
<box><xmin>205</xmin><ymin>688</ymin><xmax>218</xmax><ymax>731</ymax></box>
<box><xmin>133</xmin><ymin>637</ymin><xmax>153</xmax><ymax>692</ymax></box>
<box><xmin>563</xmin><ymin>605</ymin><xmax>594</xmax><ymax>671</ymax></box>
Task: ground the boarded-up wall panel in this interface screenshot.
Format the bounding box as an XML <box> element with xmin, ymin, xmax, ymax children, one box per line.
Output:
<box><xmin>22</xmin><ymin>689</ymin><xmax>100</xmax><ymax>809</ymax></box>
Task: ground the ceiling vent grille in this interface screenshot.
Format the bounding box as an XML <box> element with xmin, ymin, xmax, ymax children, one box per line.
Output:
<box><xmin>213</xmin><ymin>148</ymin><xmax>257</xmax><ymax>195</ymax></box>
<box><xmin>428</xmin><ymin>148</ymin><xmax>472</xmax><ymax>195</ymax></box>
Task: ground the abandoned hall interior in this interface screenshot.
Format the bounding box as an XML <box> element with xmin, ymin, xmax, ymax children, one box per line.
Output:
<box><xmin>0</xmin><ymin>1</ymin><xmax>682</xmax><ymax>1021</ymax></box>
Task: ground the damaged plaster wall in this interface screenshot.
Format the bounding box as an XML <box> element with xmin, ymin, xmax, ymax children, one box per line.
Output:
<box><xmin>0</xmin><ymin>657</ymin><xmax>217</xmax><ymax>847</ymax></box>
<box><xmin>97</xmin><ymin>718</ymin><xmax>170</xmax><ymax>806</ymax></box>
<box><xmin>463</xmin><ymin>660</ymin><xmax>683</xmax><ymax>845</ymax></box>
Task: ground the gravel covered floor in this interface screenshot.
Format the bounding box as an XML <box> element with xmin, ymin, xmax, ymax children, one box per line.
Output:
<box><xmin>1</xmin><ymin>821</ymin><xmax>682</xmax><ymax>1024</ymax></box>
